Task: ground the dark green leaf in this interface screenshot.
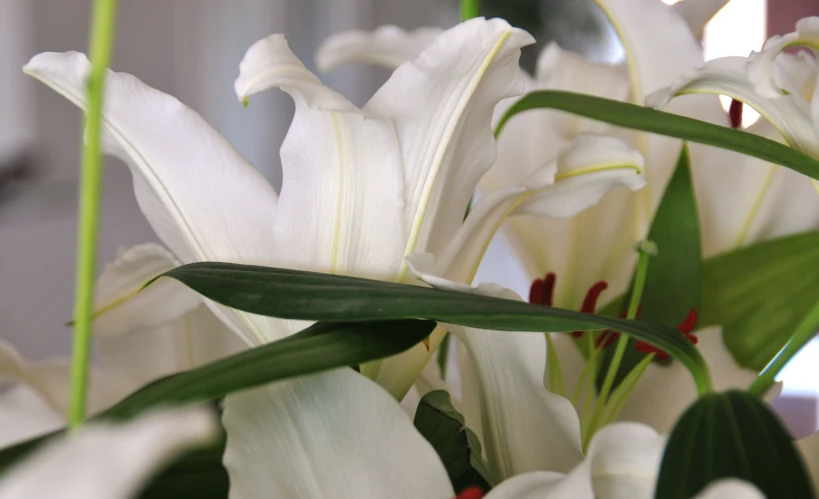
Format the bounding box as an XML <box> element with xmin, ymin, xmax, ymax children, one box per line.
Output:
<box><xmin>656</xmin><ymin>390</ymin><xmax>814</xmax><ymax>499</ymax></box>
<box><xmin>414</xmin><ymin>390</ymin><xmax>492</xmax><ymax>493</ymax></box>
<box><xmin>104</xmin><ymin>319</ymin><xmax>436</xmax><ymax>419</ymax></box>
<box><xmin>497</xmin><ymin>91</ymin><xmax>819</xmax><ymax>181</ymax></box>
<box><xmin>701</xmin><ymin>231</ymin><xmax>819</xmax><ymax>369</ymax></box>
<box><xmin>150</xmin><ymin>263</ymin><xmax>711</xmax><ymax>393</ymax></box>
<box><xmin>597</xmin><ymin>144</ymin><xmax>702</xmax><ymax>389</ymax></box>
<box><xmin>137</xmin><ymin>447</ymin><xmax>228</xmax><ymax>499</ymax></box>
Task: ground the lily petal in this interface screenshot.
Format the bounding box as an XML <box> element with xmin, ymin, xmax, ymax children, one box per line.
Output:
<box><xmin>24</xmin><ymin>51</ymin><xmax>284</xmax><ymax>345</ymax></box>
<box><xmin>24</xmin><ymin>51</ymin><xmax>279</xmax><ymax>267</ymax></box>
<box><xmin>236</xmin><ymin>34</ymin><xmax>407</xmax><ymax>283</ymax></box>
<box><xmin>595</xmin><ymin>0</ymin><xmax>727</xmax><ymax>213</ymax></box>
<box><xmin>364</xmin><ymin>18</ymin><xmax>534</xmax><ymax>265</ymax></box>
<box><xmin>222</xmin><ymin>369</ymin><xmax>453</xmax><ymax>498</ymax></box>
<box><xmin>445</xmin><ymin>134</ymin><xmax>643</xmax><ymax>285</ymax></box>
<box><xmin>672</xmin><ymin>0</ymin><xmax>730</xmax><ymax>37</ymax></box>
<box><xmin>485</xmin><ymin>422</ymin><xmax>665</xmax><ymax>499</ymax></box>
<box><xmin>315</xmin><ymin>26</ymin><xmax>443</xmax><ymax>73</ymax></box>
<box><xmin>0</xmin><ymin>385</ymin><xmax>64</xmax><ymax>448</ymax></box>
<box><xmin>401</xmin><ymin>267</ymin><xmax>584</xmax><ymax>479</ymax></box>
<box><xmin>97</xmin><ymin>305</ymin><xmax>245</xmax><ymax>393</ymax></box>
<box><xmin>0</xmin><ymin>339</ymin><xmax>126</xmax><ymax>416</ymax></box>
<box><xmin>514</xmin><ymin>134</ymin><xmax>646</xmax><ymax>218</ymax></box>
<box><xmin>646</xmin><ymin>56</ymin><xmax>819</xmax><ymax>157</ymax></box>
<box><xmin>452</xmin><ymin>324</ymin><xmax>584</xmax><ymax>480</ymax></box>
<box><xmin>746</xmin><ymin>18</ymin><xmax>819</xmax><ymax>99</ymax></box>
<box><xmin>92</xmin><ymin>244</ymin><xmax>201</xmax><ymax>339</ymax></box>
<box><xmin>617</xmin><ymin>327</ymin><xmax>758</xmax><ymax>433</ymax></box>
<box><xmin>0</xmin><ymin>407</ymin><xmax>217</xmax><ymax>499</ymax></box>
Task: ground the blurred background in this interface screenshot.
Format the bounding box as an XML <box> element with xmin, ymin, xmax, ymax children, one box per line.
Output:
<box><xmin>1</xmin><ymin>0</ymin><xmax>817</xmax><ymax>431</ymax></box>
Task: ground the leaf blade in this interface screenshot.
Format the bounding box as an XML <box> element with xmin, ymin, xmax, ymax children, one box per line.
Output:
<box><xmin>413</xmin><ymin>390</ymin><xmax>493</xmax><ymax>494</ymax></box>
<box><xmin>153</xmin><ymin>263</ymin><xmax>711</xmax><ymax>393</ymax></box>
<box><xmin>497</xmin><ymin>91</ymin><xmax>819</xmax><ymax>180</ymax></box>
<box><xmin>655</xmin><ymin>390</ymin><xmax>814</xmax><ymax>499</ymax></box>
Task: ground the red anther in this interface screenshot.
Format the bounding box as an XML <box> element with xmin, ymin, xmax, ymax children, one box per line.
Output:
<box><xmin>570</xmin><ymin>280</ymin><xmax>609</xmax><ymax>339</ymax></box>
<box><xmin>529</xmin><ymin>273</ymin><xmax>556</xmax><ymax>307</ymax></box>
<box><xmin>635</xmin><ymin>341</ymin><xmax>670</xmax><ymax>360</ymax></box>
<box><xmin>677</xmin><ymin>309</ymin><xmax>698</xmax><ymax>335</ymax></box>
<box><xmin>633</xmin><ymin>309</ymin><xmax>700</xmax><ymax>359</ymax></box>
<box><xmin>456</xmin><ymin>486</ymin><xmax>484</xmax><ymax>499</ymax></box>
<box><xmin>580</xmin><ymin>281</ymin><xmax>608</xmax><ymax>313</ymax></box>
<box><xmin>729</xmin><ymin>99</ymin><xmax>743</xmax><ymax>129</ymax></box>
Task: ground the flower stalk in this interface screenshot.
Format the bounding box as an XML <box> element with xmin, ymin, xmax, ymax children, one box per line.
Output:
<box><xmin>460</xmin><ymin>0</ymin><xmax>479</xmax><ymax>21</ymax></box>
<box><xmin>68</xmin><ymin>0</ymin><xmax>118</xmax><ymax>429</ymax></box>
<box><xmin>584</xmin><ymin>240</ymin><xmax>656</xmax><ymax>450</ymax></box>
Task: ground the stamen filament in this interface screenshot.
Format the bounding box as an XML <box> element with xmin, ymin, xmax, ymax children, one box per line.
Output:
<box><xmin>545</xmin><ymin>333</ymin><xmax>566</xmax><ymax>397</ymax></box>
<box><xmin>584</xmin><ymin>240</ymin><xmax>655</xmax><ymax>450</ymax></box>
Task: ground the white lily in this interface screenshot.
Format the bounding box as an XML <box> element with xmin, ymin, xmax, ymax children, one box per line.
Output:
<box><xmin>25</xmin><ymin>16</ymin><xmax>646</xmax><ymax>396</ymax></box>
<box><xmin>0</xmin><ymin>406</ymin><xmax>217</xmax><ymax>498</ymax></box>
<box><xmin>312</xmin><ymin>0</ymin><xmax>797</xmax><ymax>439</ymax></box>
<box><xmin>401</xmin><ymin>261</ymin><xmax>704</xmax><ymax>498</ymax></box>
<box><xmin>24</xmin><ymin>16</ymin><xmax>651</xmax><ymax>497</ymax></box>
<box><xmin>315</xmin><ymin>0</ymin><xmax>819</xmax><ymax>303</ymax></box>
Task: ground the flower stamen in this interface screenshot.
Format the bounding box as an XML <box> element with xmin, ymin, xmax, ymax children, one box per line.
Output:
<box><xmin>634</xmin><ymin>309</ymin><xmax>699</xmax><ymax>360</ymax></box>
<box><xmin>729</xmin><ymin>98</ymin><xmax>744</xmax><ymax>129</ymax></box>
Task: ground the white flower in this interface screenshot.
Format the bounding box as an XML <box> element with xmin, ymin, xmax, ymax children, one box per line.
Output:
<box><xmin>22</xmin><ymin>17</ymin><xmax>652</xmax><ymax>497</ymax></box>
<box><xmin>0</xmin><ymin>407</ymin><xmax>217</xmax><ymax>499</ymax></box>
<box><xmin>315</xmin><ymin>1</ymin><xmax>819</xmax><ymax>311</ymax></box>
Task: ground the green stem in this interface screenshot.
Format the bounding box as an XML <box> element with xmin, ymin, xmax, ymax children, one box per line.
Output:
<box><xmin>437</xmin><ymin>332</ymin><xmax>451</xmax><ymax>379</ymax></box>
<box><xmin>68</xmin><ymin>0</ymin><xmax>118</xmax><ymax>429</ymax></box>
<box><xmin>584</xmin><ymin>241</ymin><xmax>655</xmax><ymax>447</ymax></box>
<box><xmin>748</xmin><ymin>297</ymin><xmax>819</xmax><ymax>397</ymax></box>
<box><xmin>460</xmin><ymin>0</ymin><xmax>480</xmax><ymax>21</ymax></box>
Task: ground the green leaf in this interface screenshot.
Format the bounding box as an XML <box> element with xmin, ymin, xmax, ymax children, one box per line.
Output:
<box><xmin>701</xmin><ymin>231</ymin><xmax>819</xmax><ymax>369</ymax></box>
<box><xmin>413</xmin><ymin>390</ymin><xmax>492</xmax><ymax>493</ymax></box>
<box><xmin>104</xmin><ymin>319</ymin><xmax>436</xmax><ymax>419</ymax></box>
<box><xmin>151</xmin><ymin>263</ymin><xmax>712</xmax><ymax>394</ymax></box>
<box><xmin>655</xmin><ymin>390</ymin><xmax>815</xmax><ymax>499</ymax></box>
<box><xmin>497</xmin><ymin>91</ymin><xmax>819</xmax><ymax>181</ymax></box>
<box><xmin>137</xmin><ymin>447</ymin><xmax>228</xmax><ymax>499</ymax></box>
<box><xmin>597</xmin><ymin>144</ymin><xmax>702</xmax><ymax>389</ymax></box>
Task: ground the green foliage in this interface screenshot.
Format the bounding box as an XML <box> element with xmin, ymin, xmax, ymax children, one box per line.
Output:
<box><xmin>151</xmin><ymin>263</ymin><xmax>712</xmax><ymax>393</ymax></box>
<box><xmin>701</xmin><ymin>231</ymin><xmax>819</xmax><ymax>369</ymax></box>
<box><xmin>414</xmin><ymin>390</ymin><xmax>493</xmax><ymax>494</ymax></box>
<box><xmin>104</xmin><ymin>319</ymin><xmax>435</xmax><ymax>420</ymax></box>
<box><xmin>497</xmin><ymin>91</ymin><xmax>819</xmax><ymax>181</ymax></box>
<box><xmin>597</xmin><ymin>145</ymin><xmax>702</xmax><ymax>389</ymax></box>
<box><xmin>656</xmin><ymin>390</ymin><xmax>815</xmax><ymax>499</ymax></box>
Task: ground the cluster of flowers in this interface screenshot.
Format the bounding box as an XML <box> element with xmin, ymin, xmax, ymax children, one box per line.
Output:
<box><xmin>1</xmin><ymin>0</ymin><xmax>819</xmax><ymax>497</ymax></box>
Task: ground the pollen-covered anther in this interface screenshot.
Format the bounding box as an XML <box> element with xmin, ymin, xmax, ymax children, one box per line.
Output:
<box><xmin>634</xmin><ymin>309</ymin><xmax>699</xmax><ymax>360</ymax></box>
<box><xmin>529</xmin><ymin>272</ymin><xmax>556</xmax><ymax>307</ymax></box>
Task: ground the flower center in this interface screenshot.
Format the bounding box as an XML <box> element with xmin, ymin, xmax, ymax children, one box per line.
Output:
<box><xmin>528</xmin><ymin>273</ymin><xmax>700</xmax><ymax>358</ymax></box>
